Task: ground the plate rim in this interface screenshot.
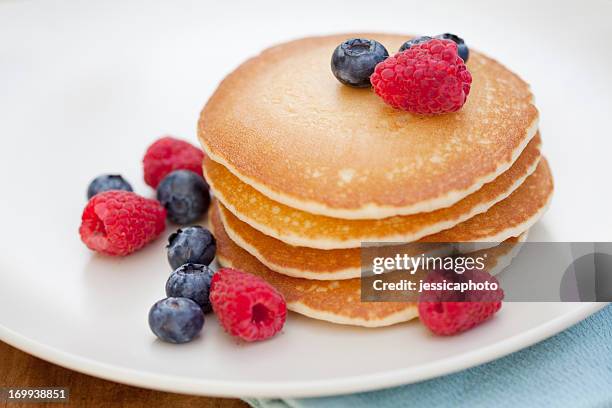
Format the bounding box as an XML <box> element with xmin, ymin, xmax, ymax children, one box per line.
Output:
<box><xmin>0</xmin><ymin>302</ymin><xmax>607</xmax><ymax>398</ymax></box>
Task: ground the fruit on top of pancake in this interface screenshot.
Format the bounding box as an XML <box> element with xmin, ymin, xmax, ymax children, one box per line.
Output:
<box><xmin>399</xmin><ymin>33</ymin><xmax>469</xmax><ymax>62</ymax></box>
<box><xmin>331</xmin><ymin>38</ymin><xmax>389</xmax><ymax>87</ymax></box>
<box><xmin>86</xmin><ymin>174</ymin><xmax>133</xmax><ymax>199</ymax></box>
<box><xmin>398</xmin><ymin>35</ymin><xmax>432</xmax><ymax>52</ymax></box>
<box><xmin>166</xmin><ymin>263</ymin><xmax>215</xmax><ymax>313</ymax></box>
<box><xmin>148</xmin><ymin>297</ymin><xmax>204</xmax><ymax>344</ymax></box>
<box><xmin>79</xmin><ymin>190</ymin><xmax>166</xmax><ymax>256</ymax></box>
<box><xmin>371</xmin><ymin>39</ymin><xmax>472</xmax><ymax>114</ymax></box>
<box><xmin>156</xmin><ymin>169</ymin><xmax>210</xmax><ymax>224</ymax></box>
<box><xmin>210</xmin><ymin>268</ymin><xmax>287</xmax><ymax>342</ymax></box>
<box><xmin>167</xmin><ymin>226</ymin><xmax>216</xmax><ymax>269</ymax></box>
<box><xmin>434</xmin><ymin>33</ymin><xmax>469</xmax><ymax>62</ymax></box>
<box><xmin>418</xmin><ymin>268</ymin><xmax>503</xmax><ymax>335</ymax></box>
<box><xmin>143</xmin><ymin>136</ymin><xmax>205</xmax><ymax>188</ymax></box>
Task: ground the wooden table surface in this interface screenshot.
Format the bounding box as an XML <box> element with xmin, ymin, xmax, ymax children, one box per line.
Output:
<box><xmin>0</xmin><ymin>341</ymin><xmax>248</xmax><ymax>408</ymax></box>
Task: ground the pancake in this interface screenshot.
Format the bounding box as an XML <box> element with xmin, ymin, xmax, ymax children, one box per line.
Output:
<box><xmin>198</xmin><ymin>33</ymin><xmax>539</xmax><ymax>220</ymax></box>
<box><xmin>216</xmin><ymin>158</ymin><xmax>550</xmax><ymax>280</ymax></box>
<box><xmin>218</xmin><ymin>201</ymin><xmax>448</xmax><ymax>280</ymax></box>
<box><xmin>423</xmin><ymin>158</ymin><xmax>553</xmax><ymax>243</ymax></box>
<box><xmin>204</xmin><ymin>135</ymin><xmax>542</xmax><ymax>250</ymax></box>
<box><xmin>210</xmin><ymin>203</ymin><xmax>524</xmax><ymax>327</ymax></box>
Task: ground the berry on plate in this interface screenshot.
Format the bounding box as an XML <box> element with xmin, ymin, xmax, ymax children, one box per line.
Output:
<box><xmin>156</xmin><ymin>170</ymin><xmax>210</xmax><ymax>224</ymax></box>
<box><xmin>210</xmin><ymin>268</ymin><xmax>287</xmax><ymax>342</ymax></box>
<box><xmin>331</xmin><ymin>38</ymin><xmax>389</xmax><ymax>88</ymax></box>
<box><xmin>86</xmin><ymin>174</ymin><xmax>133</xmax><ymax>199</ymax></box>
<box><xmin>398</xmin><ymin>35</ymin><xmax>432</xmax><ymax>52</ymax></box>
<box><xmin>167</xmin><ymin>226</ymin><xmax>216</xmax><ymax>269</ymax></box>
<box><xmin>143</xmin><ymin>136</ymin><xmax>205</xmax><ymax>188</ymax></box>
<box><xmin>148</xmin><ymin>297</ymin><xmax>204</xmax><ymax>343</ymax></box>
<box><xmin>166</xmin><ymin>263</ymin><xmax>215</xmax><ymax>313</ymax></box>
<box><xmin>370</xmin><ymin>39</ymin><xmax>473</xmax><ymax>115</ymax></box>
<box><xmin>418</xmin><ymin>268</ymin><xmax>504</xmax><ymax>336</ymax></box>
<box><xmin>434</xmin><ymin>33</ymin><xmax>469</xmax><ymax>62</ymax></box>
<box><xmin>79</xmin><ymin>190</ymin><xmax>166</xmax><ymax>256</ymax></box>
<box><xmin>419</xmin><ymin>301</ymin><xmax>502</xmax><ymax>336</ymax></box>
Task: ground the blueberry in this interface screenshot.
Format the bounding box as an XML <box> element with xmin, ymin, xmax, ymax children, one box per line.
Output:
<box><xmin>331</xmin><ymin>38</ymin><xmax>389</xmax><ymax>88</ymax></box>
<box><xmin>398</xmin><ymin>36</ymin><xmax>432</xmax><ymax>52</ymax></box>
<box><xmin>167</xmin><ymin>226</ymin><xmax>216</xmax><ymax>269</ymax></box>
<box><xmin>156</xmin><ymin>170</ymin><xmax>210</xmax><ymax>224</ymax></box>
<box><xmin>434</xmin><ymin>33</ymin><xmax>469</xmax><ymax>62</ymax></box>
<box><xmin>165</xmin><ymin>263</ymin><xmax>214</xmax><ymax>313</ymax></box>
<box><xmin>148</xmin><ymin>297</ymin><xmax>204</xmax><ymax>344</ymax></box>
<box><xmin>86</xmin><ymin>174</ymin><xmax>133</xmax><ymax>199</ymax></box>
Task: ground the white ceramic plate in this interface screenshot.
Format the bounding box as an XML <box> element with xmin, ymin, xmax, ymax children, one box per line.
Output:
<box><xmin>1</xmin><ymin>0</ymin><xmax>611</xmax><ymax>399</ymax></box>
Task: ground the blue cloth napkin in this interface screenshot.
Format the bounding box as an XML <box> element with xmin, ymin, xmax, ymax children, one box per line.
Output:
<box><xmin>246</xmin><ymin>304</ymin><xmax>612</xmax><ymax>408</ymax></box>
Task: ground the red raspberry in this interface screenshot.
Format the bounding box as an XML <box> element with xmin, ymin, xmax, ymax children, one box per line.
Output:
<box><xmin>143</xmin><ymin>136</ymin><xmax>205</xmax><ymax>188</ymax></box>
<box><xmin>79</xmin><ymin>191</ymin><xmax>166</xmax><ymax>256</ymax></box>
<box><xmin>210</xmin><ymin>268</ymin><xmax>287</xmax><ymax>342</ymax></box>
<box><xmin>370</xmin><ymin>39</ymin><xmax>472</xmax><ymax>114</ymax></box>
<box><xmin>418</xmin><ymin>268</ymin><xmax>503</xmax><ymax>335</ymax></box>
<box><xmin>419</xmin><ymin>301</ymin><xmax>502</xmax><ymax>336</ymax></box>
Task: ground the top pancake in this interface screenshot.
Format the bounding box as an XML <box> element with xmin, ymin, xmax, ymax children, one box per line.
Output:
<box><xmin>198</xmin><ymin>33</ymin><xmax>538</xmax><ymax>220</ymax></box>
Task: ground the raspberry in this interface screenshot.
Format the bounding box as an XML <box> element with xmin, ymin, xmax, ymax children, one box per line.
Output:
<box><xmin>419</xmin><ymin>301</ymin><xmax>502</xmax><ymax>336</ymax></box>
<box><xmin>79</xmin><ymin>191</ymin><xmax>166</xmax><ymax>256</ymax></box>
<box><xmin>143</xmin><ymin>136</ymin><xmax>205</xmax><ymax>188</ymax></box>
<box><xmin>370</xmin><ymin>39</ymin><xmax>472</xmax><ymax>114</ymax></box>
<box><xmin>418</xmin><ymin>267</ymin><xmax>503</xmax><ymax>335</ymax></box>
<box><xmin>210</xmin><ymin>268</ymin><xmax>287</xmax><ymax>342</ymax></box>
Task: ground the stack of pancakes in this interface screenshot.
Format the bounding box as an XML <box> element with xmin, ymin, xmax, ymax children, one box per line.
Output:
<box><xmin>198</xmin><ymin>34</ymin><xmax>553</xmax><ymax>327</ymax></box>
